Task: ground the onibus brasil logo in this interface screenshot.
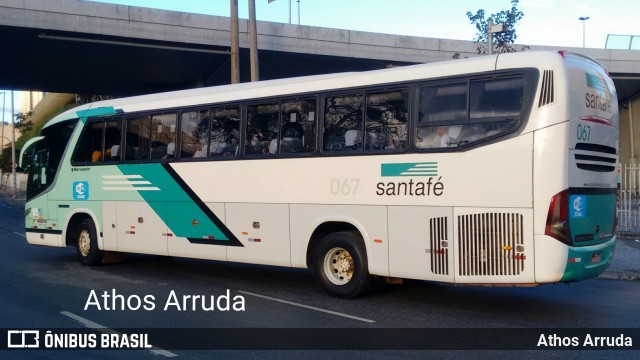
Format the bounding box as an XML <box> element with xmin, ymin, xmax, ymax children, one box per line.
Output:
<box><xmin>377</xmin><ymin>162</ymin><xmax>444</xmax><ymax>196</ymax></box>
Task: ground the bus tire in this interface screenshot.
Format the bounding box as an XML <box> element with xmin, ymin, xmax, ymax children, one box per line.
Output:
<box><xmin>76</xmin><ymin>219</ymin><xmax>101</xmax><ymax>266</ymax></box>
<box><xmin>312</xmin><ymin>231</ymin><xmax>373</xmax><ymax>298</ymax></box>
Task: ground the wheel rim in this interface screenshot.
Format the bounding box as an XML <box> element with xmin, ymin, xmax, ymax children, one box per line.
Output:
<box><xmin>78</xmin><ymin>229</ymin><xmax>91</xmax><ymax>257</ymax></box>
<box><xmin>323</xmin><ymin>247</ymin><xmax>354</xmax><ymax>285</ymax></box>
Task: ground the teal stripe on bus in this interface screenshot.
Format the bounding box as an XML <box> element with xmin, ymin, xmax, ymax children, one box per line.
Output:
<box><xmin>116</xmin><ymin>163</ymin><xmax>230</xmax><ymax>242</ymax></box>
<box><xmin>381</xmin><ymin>162</ymin><xmax>438</xmax><ymax>177</ymax></box>
<box><xmin>76</xmin><ymin>106</ymin><xmax>118</xmax><ymax>122</ymax></box>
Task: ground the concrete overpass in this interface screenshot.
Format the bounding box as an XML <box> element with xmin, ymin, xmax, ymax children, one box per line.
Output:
<box><xmin>2</xmin><ymin>0</ymin><xmax>640</xmax><ymax>162</ymax></box>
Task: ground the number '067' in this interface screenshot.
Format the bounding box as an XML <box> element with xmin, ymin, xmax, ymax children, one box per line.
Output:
<box><xmin>330</xmin><ymin>178</ymin><xmax>360</xmax><ymax>196</ymax></box>
<box><xmin>577</xmin><ymin>124</ymin><xmax>591</xmax><ymax>141</ymax></box>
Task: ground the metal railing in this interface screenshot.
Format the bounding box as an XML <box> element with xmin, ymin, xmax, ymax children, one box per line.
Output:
<box><xmin>618</xmin><ymin>163</ymin><xmax>640</xmax><ymax>236</ymax></box>
<box><xmin>605</xmin><ymin>34</ymin><xmax>640</xmax><ymax>50</ymax></box>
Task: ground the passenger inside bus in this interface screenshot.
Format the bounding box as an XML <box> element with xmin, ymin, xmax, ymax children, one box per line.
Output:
<box><xmin>281</xmin><ymin>111</ymin><xmax>304</xmax><ymax>153</ymax></box>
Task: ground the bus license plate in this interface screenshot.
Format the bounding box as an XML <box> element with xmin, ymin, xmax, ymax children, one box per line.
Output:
<box><xmin>591</xmin><ymin>252</ymin><xmax>601</xmax><ymax>264</ymax></box>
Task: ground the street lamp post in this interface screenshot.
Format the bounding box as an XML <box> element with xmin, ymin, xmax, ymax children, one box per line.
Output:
<box><xmin>0</xmin><ymin>135</ymin><xmax>14</xmax><ymax>194</ymax></box>
<box><xmin>579</xmin><ymin>16</ymin><xmax>590</xmax><ymax>48</ymax></box>
<box><xmin>10</xmin><ymin>91</ymin><xmax>16</xmax><ymax>200</ymax></box>
<box><xmin>487</xmin><ymin>19</ymin><xmax>504</xmax><ymax>55</ymax></box>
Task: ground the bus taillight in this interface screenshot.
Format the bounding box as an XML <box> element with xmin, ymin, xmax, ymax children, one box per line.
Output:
<box><xmin>545</xmin><ymin>190</ymin><xmax>572</xmax><ymax>245</ymax></box>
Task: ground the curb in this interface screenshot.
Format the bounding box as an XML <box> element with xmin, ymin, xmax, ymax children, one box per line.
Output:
<box><xmin>598</xmin><ymin>273</ymin><xmax>640</xmax><ymax>281</ymax></box>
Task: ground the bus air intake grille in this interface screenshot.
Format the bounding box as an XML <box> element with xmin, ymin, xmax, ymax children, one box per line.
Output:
<box><xmin>457</xmin><ymin>213</ymin><xmax>525</xmax><ymax>277</ymax></box>
<box><xmin>429</xmin><ymin>217</ymin><xmax>449</xmax><ymax>275</ymax></box>
<box><xmin>538</xmin><ymin>70</ymin><xmax>555</xmax><ymax>107</ymax></box>
<box><xmin>574</xmin><ymin>142</ymin><xmax>617</xmax><ymax>172</ymax></box>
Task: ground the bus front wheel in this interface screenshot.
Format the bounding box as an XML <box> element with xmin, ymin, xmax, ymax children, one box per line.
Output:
<box><xmin>312</xmin><ymin>231</ymin><xmax>372</xmax><ymax>298</ymax></box>
<box><xmin>76</xmin><ymin>219</ymin><xmax>101</xmax><ymax>266</ymax></box>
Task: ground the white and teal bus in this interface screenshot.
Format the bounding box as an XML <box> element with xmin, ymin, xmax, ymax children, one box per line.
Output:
<box><xmin>21</xmin><ymin>51</ymin><xmax>618</xmax><ymax>298</ymax></box>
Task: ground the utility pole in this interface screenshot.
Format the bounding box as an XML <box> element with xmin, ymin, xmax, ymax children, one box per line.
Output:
<box><xmin>248</xmin><ymin>0</ymin><xmax>259</xmax><ymax>81</ymax></box>
<box><xmin>10</xmin><ymin>91</ymin><xmax>15</xmax><ymax>200</ymax></box>
<box><xmin>230</xmin><ymin>0</ymin><xmax>240</xmax><ymax>84</ymax></box>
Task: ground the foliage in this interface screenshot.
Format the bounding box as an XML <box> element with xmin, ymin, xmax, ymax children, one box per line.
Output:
<box><xmin>0</xmin><ymin>112</ymin><xmax>32</xmax><ymax>172</ymax></box>
<box><xmin>14</xmin><ymin>111</ymin><xmax>34</xmax><ymax>136</ymax></box>
<box><xmin>465</xmin><ymin>0</ymin><xmax>527</xmax><ymax>54</ymax></box>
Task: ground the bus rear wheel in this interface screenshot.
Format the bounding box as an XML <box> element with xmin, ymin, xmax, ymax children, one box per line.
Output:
<box><xmin>313</xmin><ymin>231</ymin><xmax>372</xmax><ymax>298</ymax></box>
<box><xmin>76</xmin><ymin>219</ymin><xmax>101</xmax><ymax>266</ymax></box>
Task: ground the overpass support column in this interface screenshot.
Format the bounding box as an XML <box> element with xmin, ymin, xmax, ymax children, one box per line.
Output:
<box><xmin>249</xmin><ymin>0</ymin><xmax>260</xmax><ymax>81</ymax></box>
<box><xmin>230</xmin><ymin>0</ymin><xmax>240</xmax><ymax>84</ymax></box>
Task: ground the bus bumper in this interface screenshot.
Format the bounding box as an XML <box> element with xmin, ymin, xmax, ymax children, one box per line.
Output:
<box><xmin>560</xmin><ymin>236</ymin><xmax>616</xmax><ymax>282</ymax></box>
<box><xmin>26</xmin><ymin>230</ymin><xmax>64</xmax><ymax>247</ymax></box>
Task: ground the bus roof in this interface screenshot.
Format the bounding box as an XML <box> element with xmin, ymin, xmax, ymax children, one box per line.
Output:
<box><xmin>43</xmin><ymin>51</ymin><xmax>589</xmax><ymax>129</ymax></box>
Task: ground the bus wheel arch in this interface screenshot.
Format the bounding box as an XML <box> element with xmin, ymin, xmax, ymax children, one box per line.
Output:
<box><xmin>307</xmin><ymin>222</ymin><xmax>373</xmax><ymax>298</ymax></box>
<box><xmin>67</xmin><ymin>213</ymin><xmax>101</xmax><ymax>266</ymax></box>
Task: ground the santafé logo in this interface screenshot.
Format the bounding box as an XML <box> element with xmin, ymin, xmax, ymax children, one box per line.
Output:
<box><xmin>377</xmin><ymin>162</ymin><xmax>444</xmax><ymax>197</ymax></box>
<box><xmin>380</xmin><ymin>162</ymin><xmax>438</xmax><ymax>177</ymax></box>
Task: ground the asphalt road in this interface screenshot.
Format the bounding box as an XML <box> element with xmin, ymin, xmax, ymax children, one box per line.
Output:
<box><xmin>0</xmin><ymin>195</ymin><xmax>638</xmax><ymax>359</ymax></box>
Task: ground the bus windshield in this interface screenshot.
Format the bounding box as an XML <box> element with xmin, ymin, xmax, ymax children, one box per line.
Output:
<box><xmin>24</xmin><ymin>120</ymin><xmax>78</xmax><ymax>200</ymax></box>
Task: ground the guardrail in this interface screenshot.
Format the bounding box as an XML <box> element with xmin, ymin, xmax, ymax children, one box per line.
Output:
<box><xmin>618</xmin><ymin>163</ymin><xmax>640</xmax><ymax>236</ymax></box>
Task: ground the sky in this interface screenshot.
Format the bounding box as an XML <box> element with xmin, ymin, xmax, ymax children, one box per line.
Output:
<box><xmin>84</xmin><ymin>0</ymin><xmax>640</xmax><ymax>49</ymax></box>
<box><xmin>3</xmin><ymin>0</ymin><xmax>640</xmax><ymax>120</ymax></box>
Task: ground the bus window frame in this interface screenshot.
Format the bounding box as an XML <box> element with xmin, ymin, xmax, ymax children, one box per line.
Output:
<box><xmin>319</xmin><ymin>86</ymin><xmax>412</xmax><ymax>157</ymax></box>
<box><xmin>412</xmin><ymin>69</ymin><xmax>538</xmax><ymax>153</ymax></box>
<box><xmin>177</xmin><ymin>106</ymin><xmax>211</xmax><ymax>161</ymax></box>
<box><xmin>243</xmin><ymin>96</ymin><xmax>319</xmax><ymax>158</ymax></box>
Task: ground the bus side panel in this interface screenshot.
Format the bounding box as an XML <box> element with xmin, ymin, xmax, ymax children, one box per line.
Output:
<box><xmin>26</xmin><ymin>231</ymin><xmax>62</xmax><ymax>247</ymax></box>
<box><xmin>167</xmin><ymin>202</ymin><xmax>227</xmax><ymax>261</ymax></box>
<box><xmin>115</xmin><ymin>201</ymin><xmax>168</xmax><ymax>256</ymax></box>
<box><xmin>289</xmin><ymin>204</ymin><xmax>389</xmax><ymax>277</ymax></box>
<box><xmin>533</xmin><ymin>123</ymin><xmax>570</xmax><ymax>235</ymax></box>
<box><xmin>226</xmin><ymin>203</ymin><xmax>291</xmax><ymax>267</ymax></box>
<box><xmin>102</xmin><ymin>201</ymin><xmax>118</xmax><ymax>251</ymax></box>
<box><xmin>388</xmin><ymin>206</ymin><xmax>454</xmax><ymax>282</ymax></box>
<box><xmin>534</xmin><ymin>234</ymin><xmax>568</xmax><ymax>283</ymax></box>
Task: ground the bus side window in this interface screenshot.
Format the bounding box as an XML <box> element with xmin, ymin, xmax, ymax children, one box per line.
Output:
<box><xmin>180</xmin><ymin>110</ymin><xmax>210</xmax><ymax>159</ymax></box>
<box><xmin>324</xmin><ymin>94</ymin><xmax>363</xmax><ymax>152</ymax></box>
<box><xmin>125</xmin><ymin>115</ymin><xmax>151</xmax><ymax>161</ymax></box>
<box><xmin>280</xmin><ymin>99</ymin><xmax>316</xmax><ymax>154</ymax></box>
<box><xmin>366</xmin><ymin>90</ymin><xmax>408</xmax><ymax>151</ymax></box>
<box><xmin>246</xmin><ymin>102</ymin><xmax>279</xmax><ymax>156</ymax></box>
<box><xmin>470</xmin><ymin>77</ymin><xmax>524</xmax><ymax>120</ymax></box>
<box><xmin>467</xmin><ymin>77</ymin><xmax>523</xmax><ymax>141</ymax></box>
<box><xmin>150</xmin><ymin>113</ymin><xmax>176</xmax><ymax>160</ymax></box>
<box><xmin>104</xmin><ymin>119</ymin><xmax>121</xmax><ymax>161</ymax></box>
<box><xmin>210</xmin><ymin>106</ymin><xmax>240</xmax><ymax>157</ymax></box>
<box><xmin>72</xmin><ymin>121</ymin><xmax>104</xmax><ymax>163</ymax></box>
<box><xmin>415</xmin><ymin>83</ymin><xmax>467</xmax><ymax>149</ymax></box>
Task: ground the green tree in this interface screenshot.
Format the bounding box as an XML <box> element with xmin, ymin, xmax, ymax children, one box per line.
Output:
<box><xmin>1</xmin><ymin>112</ymin><xmax>33</xmax><ymax>172</ymax></box>
<box><xmin>14</xmin><ymin>111</ymin><xmax>34</xmax><ymax>136</ymax></box>
<box><xmin>466</xmin><ymin>0</ymin><xmax>527</xmax><ymax>54</ymax></box>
